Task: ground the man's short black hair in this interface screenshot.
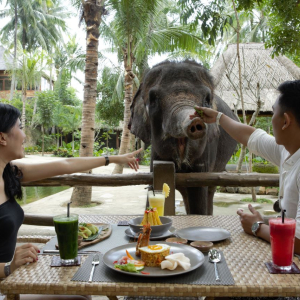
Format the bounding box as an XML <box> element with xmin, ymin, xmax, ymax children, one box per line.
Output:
<box><xmin>277</xmin><ymin>80</ymin><xmax>300</xmax><ymax>127</ymax></box>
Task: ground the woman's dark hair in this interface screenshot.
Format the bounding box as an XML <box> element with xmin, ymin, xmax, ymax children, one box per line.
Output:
<box><xmin>278</xmin><ymin>80</ymin><xmax>300</xmax><ymax>127</ymax></box>
<box><xmin>0</xmin><ymin>103</ymin><xmax>23</xmax><ymax>200</ymax></box>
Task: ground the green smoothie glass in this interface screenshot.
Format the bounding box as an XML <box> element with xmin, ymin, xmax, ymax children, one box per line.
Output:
<box><xmin>53</xmin><ymin>214</ymin><xmax>78</xmax><ymax>265</ymax></box>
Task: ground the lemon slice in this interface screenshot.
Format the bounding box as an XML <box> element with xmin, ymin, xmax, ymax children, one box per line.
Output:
<box><xmin>163</xmin><ymin>183</ymin><xmax>170</xmax><ymax>198</ymax></box>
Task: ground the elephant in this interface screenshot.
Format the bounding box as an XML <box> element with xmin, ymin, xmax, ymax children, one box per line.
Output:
<box><xmin>128</xmin><ymin>60</ymin><xmax>238</xmax><ymax>215</ymax></box>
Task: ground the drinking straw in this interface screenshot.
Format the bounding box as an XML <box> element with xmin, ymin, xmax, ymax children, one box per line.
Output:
<box><xmin>145</xmin><ymin>185</ymin><xmax>155</xmax><ymax>196</ymax></box>
<box><xmin>67</xmin><ymin>201</ymin><xmax>72</xmax><ymax>217</ymax></box>
<box><xmin>282</xmin><ymin>209</ymin><xmax>286</xmax><ymax>223</ymax></box>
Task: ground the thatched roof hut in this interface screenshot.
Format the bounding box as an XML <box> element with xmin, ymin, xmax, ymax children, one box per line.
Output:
<box><xmin>211</xmin><ymin>43</ymin><xmax>300</xmax><ymax>116</ymax></box>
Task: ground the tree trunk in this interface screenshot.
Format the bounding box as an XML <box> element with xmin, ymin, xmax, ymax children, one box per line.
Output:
<box><xmin>42</xmin><ymin>125</ymin><xmax>44</xmax><ymax>156</ymax></box>
<box><xmin>70</xmin><ymin>0</ymin><xmax>104</xmax><ymax>206</ymax></box>
<box><xmin>72</xmin><ymin>131</ymin><xmax>75</xmax><ymax>155</ymax></box>
<box><xmin>236</xmin><ymin>144</ymin><xmax>246</xmax><ymax>173</ymax></box>
<box><xmin>21</xmin><ymin>89</ymin><xmax>26</xmax><ymax>131</ymax></box>
<box><xmin>113</xmin><ymin>39</ymin><xmax>135</xmax><ymax>174</ymax></box>
<box><xmin>249</xmin><ymin>151</ymin><xmax>256</xmax><ymax>202</ymax></box>
<box><xmin>9</xmin><ymin>3</ymin><xmax>18</xmax><ymax>101</ymax></box>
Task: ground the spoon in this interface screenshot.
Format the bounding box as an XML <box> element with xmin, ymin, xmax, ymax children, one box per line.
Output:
<box><xmin>208</xmin><ymin>249</ymin><xmax>221</xmax><ymax>281</ymax></box>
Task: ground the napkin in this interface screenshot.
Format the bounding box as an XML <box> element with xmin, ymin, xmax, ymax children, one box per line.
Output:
<box><xmin>161</xmin><ymin>253</ymin><xmax>191</xmax><ymax>271</ymax></box>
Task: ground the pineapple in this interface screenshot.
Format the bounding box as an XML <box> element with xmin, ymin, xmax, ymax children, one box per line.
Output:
<box><xmin>163</xmin><ymin>183</ymin><xmax>170</xmax><ymax>198</ymax></box>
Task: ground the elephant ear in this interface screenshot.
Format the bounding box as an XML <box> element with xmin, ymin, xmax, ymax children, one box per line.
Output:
<box><xmin>128</xmin><ymin>83</ymin><xmax>151</xmax><ymax>144</ymax></box>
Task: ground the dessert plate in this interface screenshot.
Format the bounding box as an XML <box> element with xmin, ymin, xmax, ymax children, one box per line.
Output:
<box><xmin>176</xmin><ymin>227</ymin><xmax>231</xmax><ymax>242</ymax></box>
<box><xmin>103</xmin><ymin>241</ymin><xmax>205</xmax><ymax>277</ymax></box>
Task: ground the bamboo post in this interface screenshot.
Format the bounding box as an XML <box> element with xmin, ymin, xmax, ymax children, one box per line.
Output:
<box><xmin>153</xmin><ymin>161</ymin><xmax>175</xmax><ymax>216</ymax></box>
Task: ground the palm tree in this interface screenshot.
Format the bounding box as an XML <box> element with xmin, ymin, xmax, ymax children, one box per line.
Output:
<box><xmin>6</xmin><ymin>46</ymin><xmax>43</xmax><ymax>132</ymax></box>
<box><xmin>99</xmin><ymin>0</ymin><xmax>203</xmax><ymax>174</ymax></box>
<box><xmin>69</xmin><ymin>0</ymin><xmax>106</xmax><ymax>206</ymax></box>
<box><xmin>0</xmin><ymin>0</ymin><xmax>69</xmax><ymax>99</ymax></box>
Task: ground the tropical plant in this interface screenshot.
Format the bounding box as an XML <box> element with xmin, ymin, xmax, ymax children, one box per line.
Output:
<box><xmin>96</xmin><ymin>66</ymin><xmax>124</xmax><ymax>127</ymax></box>
<box><xmin>5</xmin><ymin>47</ymin><xmax>43</xmax><ymax>131</ymax></box>
<box><xmin>35</xmin><ymin>90</ymin><xmax>57</xmax><ymax>155</ymax></box>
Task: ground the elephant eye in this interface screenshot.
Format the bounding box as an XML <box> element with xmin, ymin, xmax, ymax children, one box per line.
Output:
<box><xmin>149</xmin><ymin>89</ymin><xmax>158</xmax><ymax>106</ymax></box>
<box><xmin>204</xmin><ymin>94</ymin><xmax>210</xmax><ymax>106</ymax></box>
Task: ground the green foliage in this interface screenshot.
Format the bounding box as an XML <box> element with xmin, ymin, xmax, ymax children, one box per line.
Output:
<box><xmin>0</xmin><ymin>94</ymin><xmax>34</xmax><ymax>126</ymax></box>
<box><xmin>24</xmin><ymin>145</ymin><xmax>41</xmax><ymax>153</ymax></box>
<box><xmin>253</xmin><ymin>163</ymin><xmax>279</xmax><ymax>173</ymax></box>
<box><xmin>96</xmin><ymin>67</ymin><xmax>124</xmax><ymax>127</ymax></box>
<box><xmin>179</xmin><ymin>0</ymin><xmax>230</xmax><ymax>46</ymax></box>
<box><xmin>241</xmin><ymin>197</ymin><xmax>273</xmax><ymax>204</ymax></box>
<box><xmin>35</xmin><ymin>90</ymin><xmax>57</xmax><ymax>129</ymax></box>
<box><xmin>140</xmin><ymin>145</ymin><xmax>151</xmax><ymax>166</ymax></box>
<box><xmin>53</xmin><ymin>148</ymin><xmax>74</xmax><ymax>157</ymax></box>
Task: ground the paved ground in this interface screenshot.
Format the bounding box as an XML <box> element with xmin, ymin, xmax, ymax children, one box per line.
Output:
<box><xmin>17</xmin><ymin>155</ymin><xmax>277</xmax><ymax>300</ymax></box>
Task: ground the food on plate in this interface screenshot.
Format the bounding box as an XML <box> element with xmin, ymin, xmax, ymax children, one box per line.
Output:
<box><xmin>78</xmin><ymin>223</ymin><xmax>99</xmax><ymax>239</ymax></box>
<box><xmin>85</xmin><ymin>223</ymin><xmax>98</xmax><ymax>234</ymax></box>
<box><xmin>114</xmin><ymin>250</ymin><xmax>145</xmax><ymax>273</ymax></box>
<box><xmin>163</xmin><ymin>183</ymin><xmax>170</xmax><ymax>198</ymax></box>
<box><xmin>140</xmin><ymin>207</ymin><xmax>162</xmax><ymax>226</ymax></box>
<box><xmin>161</xmin><ymin>253</ymin><xmax>191</xmax><ymax>271</ymax></box>
<box><xmin>136</xmin><ymin>223</ymin><xmax>151</xmax><ymax>256</ymax></box>
<box><xmin>139</xmin><ymin>244</ymin><xmax>170</xmax><ymax>267</ymax></box>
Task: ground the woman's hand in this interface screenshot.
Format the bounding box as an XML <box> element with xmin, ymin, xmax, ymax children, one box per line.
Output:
<box><xmin>115</xmin><ymin>148</ymin><xmax>143</xmax><ymax>171</ymax></box>
<box><xmin>237</xmin><ymin>204</ymin><xmax>264</xmax><ymax>236</ymax></box>
<box><xmin>190</xmin><ymin>106</ymin><xmax>219</xmax><ymax>124</ymax></box>
<box><xmin>10</xmin><ymin>243</ymin><xmax>39</xmax><ymax>273</ymax></box>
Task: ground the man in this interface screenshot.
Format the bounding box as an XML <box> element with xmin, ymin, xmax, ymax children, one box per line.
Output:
<box><xmin>191</xmin><ymin>80</ymin><xmax>300</xmax><ymax>254</ymax></box>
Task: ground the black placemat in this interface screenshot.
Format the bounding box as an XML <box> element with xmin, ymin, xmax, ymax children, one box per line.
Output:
<box><xmin>71</xmin><ymin>251</ymin><xmax>235</xmax><ymax>285</ymax></box>
<box><xmin>265</xmin><ymin>262</ymin><xmax>300</xmax><ymax>274</ymax></box>
<box><xmin>42</xmin><ymin>225</ymin><xmax>132</xmax><ymax>254</ymax></box>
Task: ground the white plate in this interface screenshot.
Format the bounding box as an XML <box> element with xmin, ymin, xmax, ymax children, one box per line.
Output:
<box><xmin>103</xmin><ymin>241</ymin><xmax>205</xmax><ymax>277</ymax></box>
<box><xmin>125</xmin><ymin>227</ymin><xmax>175</xmax><ymax>240</ymax></box>
<box><xmin>176</xmin><ymin>227</ymin><xmax>231</xmax><ymax>242</ymax></box>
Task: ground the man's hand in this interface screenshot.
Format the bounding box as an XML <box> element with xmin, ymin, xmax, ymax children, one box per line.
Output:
<box><xmin>190</xmin><ymin>106</ymin><xmax>218</xmax><ymax>123</ymax></box>
<box><xmin>237</xmin><ymin>204</ymin><xmax>264</xmax><ymax>236</ymax></box>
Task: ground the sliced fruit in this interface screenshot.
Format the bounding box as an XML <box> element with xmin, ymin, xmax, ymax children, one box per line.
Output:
<box><xmin>126</xmin><ymin>249</ymin><xmax>134</xmax><ymax>260</ymax></box>
<box><xmin>163</xmin><ymin>183</ymin><xmax>170</xmax><ymax>198</ymax></box>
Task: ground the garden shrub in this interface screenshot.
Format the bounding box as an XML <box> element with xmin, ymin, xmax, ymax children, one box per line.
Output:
<box><xmin>253</xmin><ymin>163</ymin><xmax>278</xmax><ymax>174</ymax></box>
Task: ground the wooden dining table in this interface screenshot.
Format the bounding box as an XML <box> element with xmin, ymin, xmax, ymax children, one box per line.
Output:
<box><xmin>1</xmin><ymin>214</ymin><xmax>300</xmax><ymax>300</ymax></box>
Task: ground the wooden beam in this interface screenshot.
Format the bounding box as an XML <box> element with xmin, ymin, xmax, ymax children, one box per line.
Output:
<box><xmin>21</xmin><ymin>172</ymin><xmax>279</xmax><ymax>187</ymax></box>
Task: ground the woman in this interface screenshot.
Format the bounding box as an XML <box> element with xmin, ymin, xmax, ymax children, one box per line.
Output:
<box><xmin>0</xmin><ymin>103</ymin><xmax>142</xmax><ymax>299</ymax></box>
<box><xmin>191</xmin><ymin>80</ymin><xmax>300</xmax><ymax>255</ymax></box>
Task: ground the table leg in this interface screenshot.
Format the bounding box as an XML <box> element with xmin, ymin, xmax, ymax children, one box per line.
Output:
<box><xmin>6</xmin><ymin>294</ymin><xmax>20</xmax><ymax>300</ymax></box>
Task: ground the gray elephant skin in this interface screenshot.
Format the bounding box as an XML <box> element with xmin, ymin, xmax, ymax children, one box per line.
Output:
<box><xmin>129</xmin><ymin>60</ymin><xmax>238</xmax><ymax>215</ymax></box>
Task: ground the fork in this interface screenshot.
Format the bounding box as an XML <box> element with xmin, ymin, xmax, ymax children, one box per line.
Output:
<box><xmin>88</xmin><ymin>254</ymin><xmax>100</xmax><ymax>282</ymax></box>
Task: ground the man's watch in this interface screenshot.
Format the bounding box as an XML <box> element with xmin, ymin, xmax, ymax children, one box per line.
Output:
<box><xmin>4</xmin><ymin>262</ymin><xmax>11</xmax><ymax>277</ymax></box>
<box><xmin>251</xmin><ymin>221</ymin><xmax>264</xmax><ymax>236</ymax></box>
<box><xmin>104</xmin><ymin>156</ymin><xmax>110</xmax><ymax>166</ymax></box>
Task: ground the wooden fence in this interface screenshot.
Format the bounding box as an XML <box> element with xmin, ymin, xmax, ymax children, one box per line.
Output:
<box><xmin>23</xmin><ymin>161</ymin><xmax>279</xmax><ymax>226</ymax></box>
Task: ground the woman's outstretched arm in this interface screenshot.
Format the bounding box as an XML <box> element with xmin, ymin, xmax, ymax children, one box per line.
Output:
<box><xmin>13</xmin><ymin>148</ymin><xmax>143</xmax><ymax>183</ymax></box>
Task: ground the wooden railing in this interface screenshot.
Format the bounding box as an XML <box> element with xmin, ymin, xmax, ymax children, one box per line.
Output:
<box><xmin>23</xmin><ymin>161</ymin><xmax>279</xmax><ymax>225</ymax></box>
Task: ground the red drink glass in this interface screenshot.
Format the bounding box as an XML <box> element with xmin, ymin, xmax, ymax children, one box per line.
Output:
<box><xmin>269</xmin><ymin>217</ymin><xmax>296</xmax><ymax>271</ymax></box>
